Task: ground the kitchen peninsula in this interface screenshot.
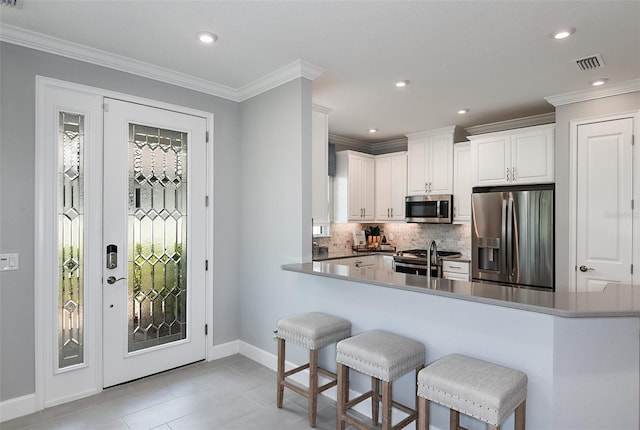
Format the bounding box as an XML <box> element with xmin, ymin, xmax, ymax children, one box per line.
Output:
<box><xmin>281</xmin><ymin>260</ymin><xmax>640</xmax><ymax>430</ymax></box>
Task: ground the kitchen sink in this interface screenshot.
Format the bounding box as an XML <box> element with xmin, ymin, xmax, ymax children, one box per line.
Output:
<box><xmin>437</xmin><ymin>251</ymin><xmax>462</xmax><ymax>258</ymax></box>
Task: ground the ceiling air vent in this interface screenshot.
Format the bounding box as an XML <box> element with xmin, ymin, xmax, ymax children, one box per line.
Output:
<box><xmin>575</xmin><ymin>54</ymin><xmax>605</xmax><ymax>71</ymax></box>
<box><xmin>1</xmin><ymin>0</ymin><xmax>22</xmax><ymax>7</ymax></box>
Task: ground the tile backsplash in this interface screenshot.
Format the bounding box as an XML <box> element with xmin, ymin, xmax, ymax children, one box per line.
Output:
<box><xmin>315</xmin><ymin>222</ymin><xmax>471</xmax><ymax>256</ymax></box>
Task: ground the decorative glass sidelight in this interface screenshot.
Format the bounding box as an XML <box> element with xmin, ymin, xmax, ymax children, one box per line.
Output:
<box><xmin>58</xmin><ymin>112</ymin><xmax>85</xmax><ymax>368</ymax></box>
<box><xmin>128</xmin><ymin>124</ymin><xmax>188</xmax><ymax>352</ymax></box>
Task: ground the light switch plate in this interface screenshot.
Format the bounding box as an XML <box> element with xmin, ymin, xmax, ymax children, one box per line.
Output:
<box><xmin>0</xmin><ymin>253</ymin><xmax>19</xmax><ymax>271</ymax></box>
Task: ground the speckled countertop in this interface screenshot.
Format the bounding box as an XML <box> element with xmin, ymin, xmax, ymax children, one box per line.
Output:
<box><xmin>281</xmin><ymin>261</ymin><xmax>640</xmax><ymax>318</ymax></box>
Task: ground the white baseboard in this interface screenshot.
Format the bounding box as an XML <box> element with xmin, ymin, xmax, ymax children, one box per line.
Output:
<box><xmin>211</xmin><ymin>339</ymin><xmax>240</xmax><ymax>360</ymax></box>
<box><xmin>0</xmin><ymin>393</ymin><xmax>36</xmax><ymax>423</ymax></box>
<box><xmin>45</xmin><ymin>388</ymin><xmax>100</xmax><ymax>409</ymax></box>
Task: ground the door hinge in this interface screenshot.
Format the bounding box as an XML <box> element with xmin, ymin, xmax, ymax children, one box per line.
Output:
<box><xmin>632</xmin><ymin>199</ymin><xmax>635</xmax><ymax>210</ymax></box>
<box><xmin>205</xmin><ymin>260</ymin><xmax>209</xmax><ymax>271</ymax></box>
<box><xmin>206</xmin><ymin>131</ymin><xmax>209</xmax><ymax>143</ymax></box>
<box><xmin>632</xmin><ymin>135</ymin><xmax>635</xmax><ymax>146</ymax></box>
<box><xmin>632</xmin><ymin>264</ymin><xmax>634</xmax><ymax>275</ymax></box>
<box><xmin>102</xmin><ymin>103</ymin><xmax>109</xmax><ymax>112</ymax></box>
<box><xmin>205</xmin><ymin>324</ymin><xmax>208</xmax><ymax>335</ymax></box>
<box><xmin>574</xmin><ymin>265</ymin><xmax>577</xmax><ymax>272</ymax></box>
<box><xmin>205</xmin><ymin>195</ymin><xmax>209</xmax><ymax>207</ymax></box>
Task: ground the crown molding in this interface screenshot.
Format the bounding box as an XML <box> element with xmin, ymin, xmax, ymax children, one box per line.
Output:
<box><xmin>328</xmin><ymin>134</ymin><xmax>370</xmax><ymax>153</ymax></box>
<box><xmin>465</xmin><ymin>112</ymin><xmax>556</xmax><ymax>136</ymax></box>
<box><xmin>236</xmin><ymin>60</ymin><xmax>324</xmax><ymax>102</ymax></box>
<box><xmin>371</xmin><ymin>138</ymin><xmax>407</xmax><ymax>155</ymax></box>
<box><xmin>545</xmin><ymin>78</ymin><xmax>640</xmax><ymax>107</ymax></box>
<box><xmin>312</xmin><ymin>104</ymin><xmax>332</xmax><ymax>114</ymax></box>
<box><xmin>0</xmin><ymin>24</ymin><xmax>323</xmax><ymax>103</ymax></box>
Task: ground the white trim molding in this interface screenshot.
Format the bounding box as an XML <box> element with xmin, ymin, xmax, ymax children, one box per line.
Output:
<box><xmin>0</xmin><ymin>24</ymin><xmax>323</xmax><ymax>103</ymax></box>
<box><xmin>546</xmin><ymin>78</ymin><xmax>640</xmax><ymax>107</ymax></box>
<box><xmin>465</xmin><ymin>112</ymin><xmax>556</xmax><ymax>136</ymax></box>
<box><xmin>0</xmin><ymin>394</ymin><xmax>36</xmax><ymax>423</ymax></box>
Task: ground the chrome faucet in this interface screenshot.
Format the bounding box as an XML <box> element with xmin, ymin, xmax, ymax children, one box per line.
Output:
<box><xmin>427</xmin><ymin>240</ymin><xmax>438</xmax><ymax>277</ymax></box>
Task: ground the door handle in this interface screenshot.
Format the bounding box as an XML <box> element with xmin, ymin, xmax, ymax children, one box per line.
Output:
<box><xmin>579</xmin><ymin>265</ymin><xmax>594</xmax><ymax>272</ymax></box>
<box><xmin>107</xmin><ymin>276</ymin><xmax>126</xmax><ymax>284</ymax></box>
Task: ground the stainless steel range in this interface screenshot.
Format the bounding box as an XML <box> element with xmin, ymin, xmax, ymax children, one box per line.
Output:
<box><xmin>393</xmin><ymin>249</ymin><xmax>462</xmax><ymax>276</ymax></box>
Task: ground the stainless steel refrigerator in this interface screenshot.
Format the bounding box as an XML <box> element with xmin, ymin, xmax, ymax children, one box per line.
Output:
<box><xmin>471</xmin><ymin>184</ymin><xmax>554</xmax><ymax>290</ymax></box>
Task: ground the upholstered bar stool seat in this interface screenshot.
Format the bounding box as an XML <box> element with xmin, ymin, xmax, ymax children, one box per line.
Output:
<box><xmin>417</xmin><ymin>353</ymin><xmax>527</xmax><ymax>430</ymax></box>
<box><xmin>275</xmin><ymin>312</ymin><xmax>351</xmax><ymax>427</ymax></box>
<box><xmin>336</xmin><ymin>330</ymin><xmax>426</xmax><ymax>430</ymax></box>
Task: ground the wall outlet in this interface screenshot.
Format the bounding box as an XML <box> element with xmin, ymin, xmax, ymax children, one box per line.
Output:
<box><xmin>0</xmin><ymin>253</ymin><xmax>19</xmax><ymax>271</ymax></box>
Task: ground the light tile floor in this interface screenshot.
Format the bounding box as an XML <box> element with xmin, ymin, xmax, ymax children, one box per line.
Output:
<box><xmin>1</xmin><ymin>354</ymin><xmax>364</xmax><ymax>430</ymax></box>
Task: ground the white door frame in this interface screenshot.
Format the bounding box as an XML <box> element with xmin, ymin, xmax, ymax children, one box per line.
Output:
<box><xmin>568</xmin><ymin>110</ymin><xmax>640</xmax><ymax>291</ymax></box>
<box><xmin>34</xmin><ymin>76</ymin><xmax>215</xmax><ymax>410</ymax></box>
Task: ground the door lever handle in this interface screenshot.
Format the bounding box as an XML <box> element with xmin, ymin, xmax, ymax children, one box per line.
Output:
<box><xmin>579</xmin><ymin>265</ymin><xmax>594</xmax><ymax>273</ymax></box>
<box><xmin>106</xmin><ymin>276</ymin><xmax>126</xmax><ymax>284</ymax></box>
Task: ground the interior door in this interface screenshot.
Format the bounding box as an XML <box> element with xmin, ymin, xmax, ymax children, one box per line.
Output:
<box><xmin>103</xmin><ymin>98</ymin><xmax>207</xmax><ymax>387</ymax></box>
<box><xmin>576</xmin><ymin>118</ymin><xmax>633</xmax><ymax>291</ymax></box>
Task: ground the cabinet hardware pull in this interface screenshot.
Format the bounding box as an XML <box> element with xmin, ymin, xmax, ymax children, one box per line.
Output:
<box><xmin>391</xmin><ymin>207</ymin><xmax>393</xmax><ymax>217</ymax></box>
<box><xmin>513</xmin><ymin>167</ymin><xmax>518</xmax><ymax>181</ymax></box>
<box><xmin>506</xmin><ymin>168</ymin><xmax>511</xmax><ymax>182</ymax></box>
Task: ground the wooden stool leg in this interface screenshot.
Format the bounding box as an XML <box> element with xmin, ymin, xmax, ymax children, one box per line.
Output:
<box><xmin>276</xmin><ymin>338</ymin><xmax>285</xmax><ymax>408</ymax></box>
<box><xmin>417</xmin><ymin>397</ymin><xmax>429</xmax><ymax>430</ymax></box>
<box><xmin>450</xmin><ymin>409</ymin><xmax>460</xmax><ymax>430</ymax></box>
<box><xmin>308</xmin><ymin>349</ymin><xmax>318</xmax><ymax>427</ymax></box>
<box><xmin>382</xmin><ymin>380</ymin><xmax>392</xmax><ymax>430</ymax></box>
<box><xmin>337</xmin><ymin>363</ymin><xmax>347</xmax><ymax>430</ymax></box>
<box><xmin>372</xmin><ymin>377</ymin><xmax>380</xmax><ymax>425</ymax></box>
<box><xmin>515</xmin><ymin>399</ymin><xmax>526</xmax><ymax>430</ymax></box>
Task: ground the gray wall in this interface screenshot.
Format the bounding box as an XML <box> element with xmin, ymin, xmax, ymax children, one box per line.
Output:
<box><xmin>554</xmin><ymin>92</ymin><xmax>640</xmax><ymax>290</ymax></box>
<box><xmin>0</xmin><ymin>42</ymin><xmax>242</xmax><ymax>401</ymax></box>
<box><xmin>238</xmin><ymin>78</ymin><xmax>313</xmax><ymax>350</ymax></box>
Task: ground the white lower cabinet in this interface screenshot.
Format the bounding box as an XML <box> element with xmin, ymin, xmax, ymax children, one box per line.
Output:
<box><xmin>339</xmin><ymin>255</ymin><xmax>377</xmax><ymax>267</ymax></box>
<box><xmin>442</xmin><ymin>260</ymin><xmax>470</xmax><ymax>281</ymax></box>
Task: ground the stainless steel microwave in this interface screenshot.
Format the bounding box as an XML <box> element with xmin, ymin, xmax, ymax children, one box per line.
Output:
<box><xmin>405</xmin><ymin>194</ymin><xmax>453</xmax><ymax>223</ymax></box>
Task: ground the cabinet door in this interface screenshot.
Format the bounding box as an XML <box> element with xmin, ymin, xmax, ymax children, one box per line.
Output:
<box><xmin>472</xmin><ymin>136</ymin><xmax>510</xmax><ymax>186</ymax></box>
<box><xmin>375</xmin><ymin>156</ymin><xmax>392</xmax><ymax>220</ymax></box>
<box><xmin>390</xmin><ymin>153</ymin><xmax>407</xmax><ymax>220</ymax></box>
<box><xmin>511</xmin><ymin>127</ymin><xmax>554</xmax><ymax>184</ymax></box>
<box><xmin>311</xmin><ymin>110</ymin><xmax>329</xmax><ymax>224</ymax></box>
<box><xmin>348</xmin><ymin>155</ymin><xmax>363</xmax><ymax>220</ymax></box>
<box><xmin>429</xmin><ymin>134</ymin><xmax>453</xmax><ymax>194</ymax></box>
<box><xmin>407</xmin><ymin>139</ymin><xmax>428</xmax><ymax>195</ymax></box>
<box><xmin>361</xmin><ymin>157</ymin><xmax>375</xmax><ymax>220</ymax></box>
<box><xmin>453</xmin><ymin>143</ymin><xmax>471</xmax><ymax>223</ymax></box>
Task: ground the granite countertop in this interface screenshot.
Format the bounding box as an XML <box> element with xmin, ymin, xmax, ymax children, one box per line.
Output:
<box><xmin>281</xmin><ymin>262</ymin><xmax>640</xmax><ymax>318</ymax></box>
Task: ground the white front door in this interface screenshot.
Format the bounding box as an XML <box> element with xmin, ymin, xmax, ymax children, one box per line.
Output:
<box><xmin>102</xmin><ymin>99</ymin><xmax>207</xmax><ymax>387</ymax></box>
<box><xmin>576</xmin><ymin>117</ymin><xmax>634</xmax><ymax>291</ymax></box>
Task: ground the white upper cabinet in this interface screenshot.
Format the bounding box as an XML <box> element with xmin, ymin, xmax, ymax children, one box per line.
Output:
<box><xmin>453</xmin><ymin>142</ymin><xmax>471</xmax><ymax>223</ymax></box>
<box><xmin>469</xmin><ymin>124</ymin><xmax>555</xmax><ymax>187</ymax></box>
<box><xmin>375</xmin><ymin>152</ymin><xmax>407</xmax><ymax>221</ymax></box>
<box><xmin>334</xmin><ymin>150</ymin><xmax>375</xmax><ymax>222</ymax></box>
<box><xmin>406</xmin><ymin>126</ymin><xmax>463</xmax><ymax>195</ymax></box>
<box><xmin>311</xmin><ymin>106</ymin><xmax>330</xmax><ymax>225</ymax></box>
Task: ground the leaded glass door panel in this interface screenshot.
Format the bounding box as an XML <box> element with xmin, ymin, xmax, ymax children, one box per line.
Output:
<box><xmin>103</xmin><ymin>98</ymin><xmax>207</xmax><ymax>388</ymax></box>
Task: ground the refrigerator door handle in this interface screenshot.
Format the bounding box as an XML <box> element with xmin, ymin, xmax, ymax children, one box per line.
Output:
<box><xmin>506</xmin><ymin>196</ymin><xmax>514</xmax><ymax>279</ymax></box>
<box><xmin>501</xmin><ymin>197</ymin><xmax>508</xmax><ymax>279</ymax></box>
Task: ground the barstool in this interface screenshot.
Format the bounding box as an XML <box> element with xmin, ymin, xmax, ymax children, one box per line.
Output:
<box><xmin>417</xmin><ymin>354</ymin><xmax>527</xmax><ymax>430</ymax></box>
<box><xmin>336</xmin><ymin>329</ymin><xmax>426</xmax><ymax>430</ymax></box>
<box><xmin>275</xmin><ymin>312</ymin><xmax>351</xmax><ymax>427</ymax></box>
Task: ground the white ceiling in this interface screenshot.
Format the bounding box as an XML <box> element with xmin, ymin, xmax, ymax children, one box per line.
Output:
<box><xmin>1</xmin><ymin>1</ymin><xmax>639</xmax><ymax>142</ymax></box>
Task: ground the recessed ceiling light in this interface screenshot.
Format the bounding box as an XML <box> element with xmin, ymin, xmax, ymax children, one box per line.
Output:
<box><xmin>196</xmin><ymin>31</ymin><xmax>218</xmax><ymax>44</ymax></box>
<box><xmin>458</xmin><ymin>109</ymin><xmax>469</xmax><ymax>114</ymax></box>
<box><xmin>395</xmin><ymin>80</ymin><xmax>410</xmax><ymax>88</ymax></box>
<box><xmin>590</xmin><ymin>78</ymin><xmax>609</xmax><ymax>86</ymax></box>
<box><xmin>551</xmin><ymin>27</ymin><xmax>575</xmax><ymax>40</ymax></box>
<box><xmin>368</xmin><ymin>128</ymin><xmax>378</xmax><ymax>133</ymax></box>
